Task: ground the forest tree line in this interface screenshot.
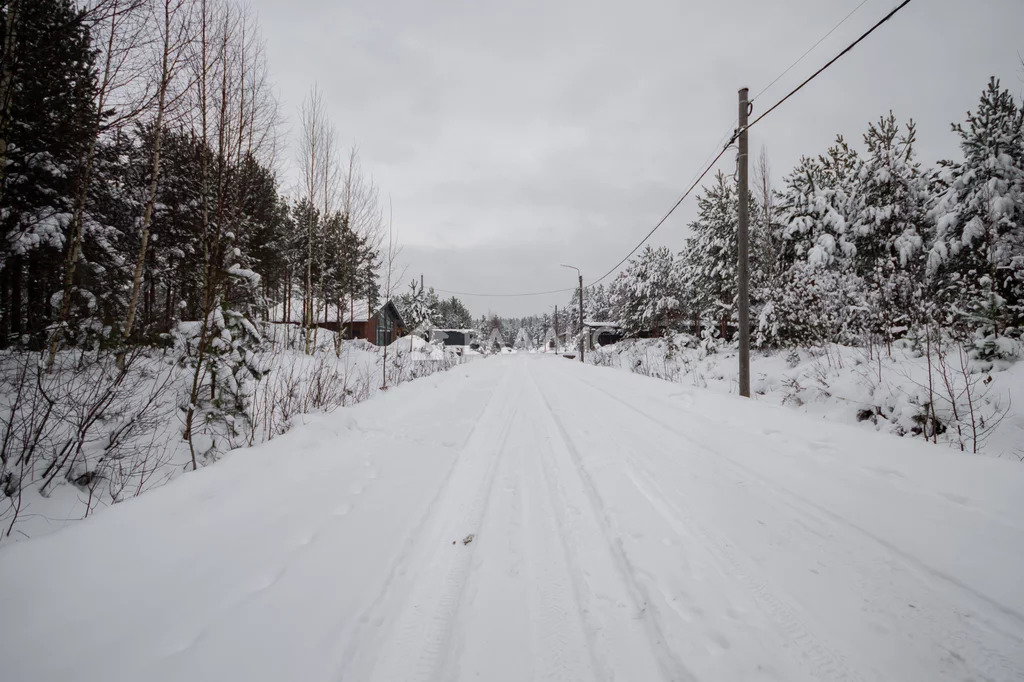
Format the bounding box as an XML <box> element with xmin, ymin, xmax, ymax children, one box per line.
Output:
<box><xmin>0</xmin><ymin>0</ymin><xmax>387</xmax><ymax>360</ymax></box>
<box><xmin>571</xmin><ymin>78</ymin><xmax>1023</xmax><ymax>361</ymax></box>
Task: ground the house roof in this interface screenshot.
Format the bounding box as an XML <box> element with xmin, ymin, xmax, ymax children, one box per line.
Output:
<box><xmin>269</xmin><ymin>298</ymin><xmax>401</xmax><ymax>325</ymax></box>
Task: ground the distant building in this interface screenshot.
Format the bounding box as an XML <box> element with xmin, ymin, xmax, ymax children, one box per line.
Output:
<box><xmin>269</xmin><ymin>298</ymin><xmax>406</xmax><ymax>346</ymax></box>
<box><xmin>583</xmin><ymin>320</ymin><xmax>624</xmax><ymax>348</ymax></box>
<box><xmin>429</xmin><ymin>328</ymin><xmax>479</xmax><ymax>349</ymax></box>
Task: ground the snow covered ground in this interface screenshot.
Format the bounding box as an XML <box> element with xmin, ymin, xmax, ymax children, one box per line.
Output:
<box><xmin>1</xmin><ymin>354</ymin><xmax>1022</xmax><ymax>681</ymax></box>
<box><xmin>0</xmin><ymin>327</ymin><xmax>462</xmax><ymax>542</ymax></box>
<box><xmin>590</xmin><ymin>336</ymin><xmax>1024</xmax><ymax>460</ymax></box>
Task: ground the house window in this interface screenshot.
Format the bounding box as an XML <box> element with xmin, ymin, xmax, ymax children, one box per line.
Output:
<box><xmin>375</xmin><ymin>309</ymin><xmax>393</xmax><ymax>346</ymax></box>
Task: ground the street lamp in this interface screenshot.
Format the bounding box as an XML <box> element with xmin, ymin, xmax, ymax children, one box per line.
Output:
<box><xmin>560</xmin><ymin>264</ymin><xmax>584</xmax><ymax>363</ymax></box>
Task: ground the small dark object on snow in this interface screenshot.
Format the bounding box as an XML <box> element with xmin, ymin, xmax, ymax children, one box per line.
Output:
<box><xmin>462</xmin><ymin>534</ymin><xmax>475</xmax><ymax>545</ymax></box>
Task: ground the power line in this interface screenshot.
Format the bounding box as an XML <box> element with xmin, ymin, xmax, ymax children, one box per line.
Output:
<box><xmin>576</xmin><ymin>120</ymin><xmax>737</xmax><ymax>289</ymax></box>
<box><xmin>751</xmin><ymin>0</ymin><xmax>870</xmax><ymax>104</ymax></box>
<box><xmin>591</xmin><ymin>0</ymin><xmax>913</xmax><ymax>288</ymax></box>
<box><xmin>587</xmin><ymin>139</ymin><xmax>734</xmax><ymax>288</ymax></box>
<box><xmin>432</xmin><ymin>124</ymin><xmax>738</xmax><ymax>299</ymax></box>
<box><xmin>429</xmin><ymin>0</ymin><xmax>914</xmax><ymax>299</ymax></box>
<box><xmin>433</xmin><ymin>286</ymin><xmax>575</xmax><ymax>298</ymax></box>
<box><xmin>744</xmin><ymin>0</ymin><xmax>913</xmax><ymax>134</ymax></box>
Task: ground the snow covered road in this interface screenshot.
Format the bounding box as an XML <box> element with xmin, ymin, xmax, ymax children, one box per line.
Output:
<box><xmin>2</xmin><ymin>355</ymin><xmax>1023</xmax><ymax>681</ymax></box>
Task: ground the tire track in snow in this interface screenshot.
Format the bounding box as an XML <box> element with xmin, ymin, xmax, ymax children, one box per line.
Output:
<box><xmin>356</xmin><ymin>370</ymin><xmax>524</xmax><ymax>682</ymax></box>
<box><xmin>543</xmin><ymin>367</ymin><xmax>866</xmax><ymax>682</ymax></box>
<box><xmin>330</xmin><ymin>366</ymin><xmax>517</xmax><ymax>681</ymax></box>
<box><xmin>526</xmin><ymin>364</ymin><xmax>695</xmax><ymax>682</ymax></box>
<box><xmin>560</xmin><ymin>367</ymin><xmax>1024</xmax><ymax>682</ymax></box>
<box><xmin>518</xmin><ymin>389</ymin><xmax>604</xmax><ymax>682</ymax></box>
<box><xmin>572</xmin><ymin>368</ymin><xmax>1024</xmax><ymax>625</ymax></box>
<box><xmin>450</xmin><ymin>397</ymin><xmax>599</xmax><ymax>682</ymax></box>
<box><xmin>621</xmin><ymin>464</ymin><xmax>865</xmax><ymax>682</ymax></box>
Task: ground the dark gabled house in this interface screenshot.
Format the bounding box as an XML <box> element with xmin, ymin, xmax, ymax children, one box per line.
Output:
<box><xmin>269</xmin><ymin>297</ymin><xmax>407</xmax><ymax>346</ymax></box>
<box><xmin>343</xmin><ymin>299</ymin><xmax>406</xmax><ymax>346</ymax></box>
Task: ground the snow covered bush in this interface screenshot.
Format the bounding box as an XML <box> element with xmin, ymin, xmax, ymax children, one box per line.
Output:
<box><xmin>756</xmin><ymin>263</ymin><xmax>867</xmax><ymax>347</ymax></box>
<box><xmin>0</xmin><ymin>346</ymin><xmax>179</xmax><ymax>537</ymax></box>
<box><xmin>0</xmin><ymin>330</ymin><xmax>466</xmax><ymax>543</ymax></box>
<box><xmin>590</xmin><ymin>336</ymin><xmax>1020</xmax><ymax>459</ymax></box>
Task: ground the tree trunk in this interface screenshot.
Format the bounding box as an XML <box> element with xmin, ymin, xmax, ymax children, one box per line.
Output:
<box><xmin>0</xmin><ymin>261</ymin><xmax>9</xmax><ymax>345</ymax></box>
<box><xmin>25</xmin><ymin>256</ymin><xmax>43</xmax><ymax>343</ymax></box>
<box><xmin>9</xmin><ymin>255</ymin><xmax>22</xmax><ymax>337</ymax></box>
<box><xmin>123</xmin><ymin>106</ymin><xmax>168</xmax><ymax>339</ymax></box>
<box><xmin>164</xmin><ymin>280</ymin><xmax>172</xmax><ymax>333</ymax></box>
<box><xmin>0</xmin><ymin>0</ymin><xmax>20</xmax><ymax>206</ymax></box>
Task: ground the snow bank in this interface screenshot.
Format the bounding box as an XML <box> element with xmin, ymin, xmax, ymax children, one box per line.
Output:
<box><xmin>0</xmin><ymin>329</ymin><xmax>466</xmax><ymax>543</ymax></box>
<box><xmin>590</xmin><ymin>335</ymin><xmax>1023</xmax><ymax>459</ymax></box>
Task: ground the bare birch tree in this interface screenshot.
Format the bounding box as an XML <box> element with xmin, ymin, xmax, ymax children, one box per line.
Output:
<box><xmin>181</xmin><ymin>0</ymin><xmax>278</xmax><ymax>468</ymax></box>
<box><xmin>336</xmin><ymin>147</ymin><xmax>382</xmax><ymax>352</ymax></box>
<box><xmin>46</xmin><ymin>0</ymin><xmax>151</xmax><ymax>368</ymax></box>
<box><xmin>123</xmin><ymin>0</ymin><xmax>197</xmax><ymax>340</ymax></box>
<box><xmin>297</xmin><ymin>85</ymin><xmax>329</xmax><ymax>354</ymax></box>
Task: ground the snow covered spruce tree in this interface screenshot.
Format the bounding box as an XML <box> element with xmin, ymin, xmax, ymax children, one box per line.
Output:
<box><xmin>583</xmin><ymin>283</ymin><xmax>615</xmax><ymax>325</ymax></box>
<box><xmin>778</xmin><ymin>138</ymin><xmax>860</xmax><ymax>268</ymax></box>
<box><xmin>850</xmin><ymin>113</ymin><xmax>930</xmax><ymax>352</ymax></box>
<box><xmin>928</xmin><ymin>78</ymin><xmax>1024</xmax><ymax>355</ymax></box>
<box><xmin>610</xmin><ymin>245</ymin><xmax>682</xmax><ymax>336</ymax></box>
<box><xmin>0</xmin><ymin>0</ymin><xmax>99</xmax><ymax>348</ymax></box>
<box><xmin>434</xmin><ymin>295</ymin><xmax>472</xmax><ymax>329</ymax></box>
<box><xmin>758</xmin><ymin>138</ymin><xmax>866</xmax><ymax>347</ymax></box>
<box><xmin>682</xmin><ymin>170</ymin><xmax>758</xmax><ymax>339</ymax></box>
<box><xmin>398</xmin><ymin>278</ymin><xmax>433</xmax><ymax>333</ymax></box>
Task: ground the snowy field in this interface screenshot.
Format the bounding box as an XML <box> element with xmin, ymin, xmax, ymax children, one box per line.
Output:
<box><xmin>1</xmin><ymin>354</ymin><xmax>1022</xmax><ymax>682</ymax></box>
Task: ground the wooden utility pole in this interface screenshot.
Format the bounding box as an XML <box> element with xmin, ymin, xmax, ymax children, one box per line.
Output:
<box><xmin>737</xmin><ymin>87</ymin><xmax>751</xmax><ymax>398</ymax></box>
<box><xmin>560</xmin><ymin>264</ymin><xmax>584</xmax><ymax>363</ymax></box>
<box><xmin>553</xmin><ymin>305</ymin><xmax>558</xmax><ymax>352</ymax></box>
<box><xmin>577</xmin><ymin>273</ymin><xmax>585</xmax><ymax>363</ymax></box>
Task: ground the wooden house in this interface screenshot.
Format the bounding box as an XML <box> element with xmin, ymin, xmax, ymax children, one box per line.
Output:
<box><xmin>343</xmin><ymin>300</ymin><xmax>406</xmax><ymax>346</ymax></box>
<box><xmin>269</xmin><ymin>297</ymin><xmax>407</xmax><ymax>346</ymax></box>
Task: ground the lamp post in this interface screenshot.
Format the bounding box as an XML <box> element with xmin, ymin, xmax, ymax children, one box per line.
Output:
<box><xmin>560</xmin><ymin>264</ymin><xmax>584</xmax><ymax>363</ymax></box>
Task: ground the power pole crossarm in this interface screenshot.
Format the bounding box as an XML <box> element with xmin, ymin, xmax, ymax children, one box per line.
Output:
<box><xmin>737</xmin><ymin>87</ymin><xmax>751</xmax><ymax>398</ymax></box>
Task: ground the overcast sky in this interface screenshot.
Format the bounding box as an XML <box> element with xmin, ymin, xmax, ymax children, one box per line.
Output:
<box><xmin>248</xmin><ymin>0</ymin><xmax>1024</xmax><ymax>317</ymax></box>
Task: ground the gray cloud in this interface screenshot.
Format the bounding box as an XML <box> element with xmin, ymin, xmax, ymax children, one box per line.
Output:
<box><xmin>250</xmin><ymin>0</ymin><xmax>1024</xmax><ymax>316</ymax></box>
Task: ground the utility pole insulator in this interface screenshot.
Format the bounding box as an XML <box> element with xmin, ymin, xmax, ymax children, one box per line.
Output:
<box><xmin>737</xmin><ymin>87</ymin><xmax>751</xmax><ymax>398</ymax></box>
